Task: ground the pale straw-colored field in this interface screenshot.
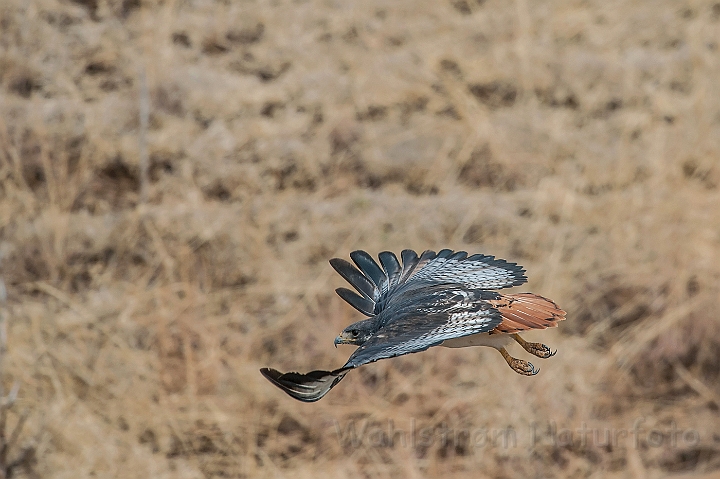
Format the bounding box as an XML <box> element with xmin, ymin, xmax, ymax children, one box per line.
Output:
<box><xmin>1</xmin><ymin>0</ymin><xmax>719</xmax><ymax>477</ymax></box>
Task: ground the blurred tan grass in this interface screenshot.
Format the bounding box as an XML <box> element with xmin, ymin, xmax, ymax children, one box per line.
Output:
<box><xmin>1</xmin><ymin>0</ymin><xmax>720</xmax><ymax>478</ymax></box>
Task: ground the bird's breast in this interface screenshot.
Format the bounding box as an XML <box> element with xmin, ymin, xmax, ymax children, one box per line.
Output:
<box><xmin>441</xmin><ymin>332</ymin><xmax>513</xmax><ymax>350</ymax></box>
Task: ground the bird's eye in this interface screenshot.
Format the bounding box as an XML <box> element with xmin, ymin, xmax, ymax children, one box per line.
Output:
<box><xmin>351</xmin><ymin>329</ymin><xmax>359</xmax><ymax>337</ymax></box>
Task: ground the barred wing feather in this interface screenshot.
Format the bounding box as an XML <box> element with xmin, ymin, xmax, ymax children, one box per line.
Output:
<box><xmin>343</xmin><ymin>308</ymin><xmax>502</xmax><ymax>369</ymax></box>
<box><xmin>331</xmin><ymin>249</ymin><xmax>527</xmax><ymax>317</ymax></box>
<box><xmin>258</xmin><ymin>305</ymin><xmax>502</xmax><ymax>402</ymax></box>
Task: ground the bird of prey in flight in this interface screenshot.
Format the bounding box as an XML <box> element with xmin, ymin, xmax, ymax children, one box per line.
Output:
<box><xmin>261</xmin><ymin>249</ymin><xmax>565</xmax><ymax>402</ymax></box>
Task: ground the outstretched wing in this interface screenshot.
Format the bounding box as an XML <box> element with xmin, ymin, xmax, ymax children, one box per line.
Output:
<box><xmin>406</xmin><ymin>249</ymin><xmax>526</xmax><ymax>290</ymax></box>
<box><xmin>331</xmin><ymin>249</ymin><xmax>527</xmax><ymax>317</ymax></box>
<box><xmin>259</xmin><ymin>302</ymin><xmax>501</xmax><ymax>402</ymax></box>
<box><xmin>343</xmin><ymin>305</ymin><xmax>502</xmax><ymax>368</ymax></box>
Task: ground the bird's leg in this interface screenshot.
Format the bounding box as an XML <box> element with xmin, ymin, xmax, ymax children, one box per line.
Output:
<box><xmin>498</xmin><ymin>347</ymin><xmax>538</xmax><ymax>376</ymax></box>
<box><xmin>512</xmin><ymin>334</ymin><xmax>556</xmax><ymax>359</ymax></box>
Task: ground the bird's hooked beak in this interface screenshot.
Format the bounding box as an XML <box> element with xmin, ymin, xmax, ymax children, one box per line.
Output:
<box><xmin>334</xmin><ymin>332</ymin><xmax>351</xmax><ymax>348</ymax></box>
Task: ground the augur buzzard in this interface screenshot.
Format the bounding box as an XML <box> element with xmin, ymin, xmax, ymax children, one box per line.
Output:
<box><xmin>260</xmin><ymin>249</ymin><xmax>565</xmax><ymax>402</ymax></box>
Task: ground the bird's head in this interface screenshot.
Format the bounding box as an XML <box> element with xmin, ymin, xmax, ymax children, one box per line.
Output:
<box><xmin>334</xmin><ymin>318</ymin><xmax>376</xmax><ymax>347</ymax></box>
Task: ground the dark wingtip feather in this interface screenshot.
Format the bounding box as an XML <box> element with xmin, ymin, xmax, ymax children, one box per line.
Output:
<box><xmin>436</xmin><ymin>249</ymin><xmax>454</xmax><ymax>259</ymax></box>
<box><xmin>329</xmin><ymin>258</ymin><xmax>376</xmax><ymax>299</ymax></box>
<box><xmin>449</xmin><ymin>250</ymin><xmax>468</xmax><ymax>260</ymax></box>
<box><xmin>401</xmin><ymin>249</ymin><xmax>419</xmax><ymax>265</ymax></box>
<box><xmin>418</xmin><ymin>250</ymin><xmax>437</xmax><ymax>262</ymax></box>
<box><xmin>399</xmin><ymin>249</ymin><xmax>420</xmax><ymax>282</ymax></box>
<box><xmin>378</xmin><ymin>251</ymin><xmax>401</xmax><ymax>288</ymax></box>
<box><xmin>336</xmin><ymin>287</ymin><xmax>375</xmax><ymax>316</ymax></box>
<box><xmin>350</xmin><ymin>250</ymin><xmax>386</xmax><ymax>292</ymax></box>
<box><xmin>260</xmin><ymin>367</ymin><xmax>280</xmax><ymax>381</ymax></box>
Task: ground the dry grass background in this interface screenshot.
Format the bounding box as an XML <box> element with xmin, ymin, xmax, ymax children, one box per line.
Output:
<box><xmin>1</xmin><ymin>0</ymin><xmax>720</xmax><ymax>477</ymax></box>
